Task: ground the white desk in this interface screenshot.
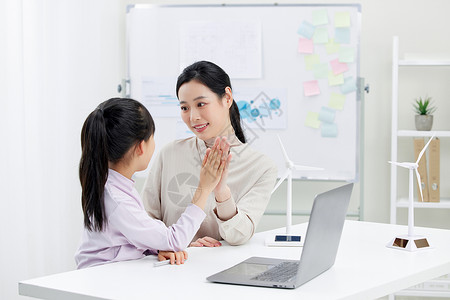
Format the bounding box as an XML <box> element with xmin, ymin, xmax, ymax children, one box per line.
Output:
<box><xmin>19</xmin><ymin>221</ymin><xmax>450</xmax><ymax>300</ymax></box>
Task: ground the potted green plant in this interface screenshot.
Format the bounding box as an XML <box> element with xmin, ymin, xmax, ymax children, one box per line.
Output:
<box><xmin>413</xmin><ymin>96</ymin><xmax>436</xmax><ymax>131</ymax></box>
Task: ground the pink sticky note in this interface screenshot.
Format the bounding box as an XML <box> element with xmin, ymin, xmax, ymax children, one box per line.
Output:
<box><xmin>303</xmin><ymin>80</ymin><xmax>320</xmax><ymax>96</ymax></box>
<box><xmin>298</xmin><ymin>38</ymin><xmax>313</xmax><ymax>54</ymax></box>
<box><xmin>330</xmin><ymin>58</ymin><xmax>349</xmax><ymax>75</ymax></box>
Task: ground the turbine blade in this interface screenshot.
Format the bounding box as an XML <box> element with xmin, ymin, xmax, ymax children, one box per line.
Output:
<box><xmin>277</xmin><ymin>135</ymin><xmax>290</xmax><ymax>163</ymax></box>
<box><xmin>415</xmin><ymin>168</ymin><xmax>424</xmax><ymax>202</ymax></box>
<box><xmin>272</xmin><ymin>169</ymin><xmax>290</xmax><ymax>194</ymax></box>
<box><xmin>293</xmin><ymin>164</ymin><xmax>324</xmax><ymax>171</ymax></box>
<box><xmin>416</xmin><ymin>135</ymin><xmax>435</xmax><ymax>164</ymax></box>
<box><xmin>389</xmin><ymin>161</ymin><xmax>413</xmax><ymax>168</ymax></box>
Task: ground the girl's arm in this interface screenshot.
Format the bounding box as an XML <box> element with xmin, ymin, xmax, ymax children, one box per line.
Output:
<box><xmin>215</xmin><ymin>160</ymin><xmax>278</xmax><ymax>246</ymax></box>
<box><xmin>110</xmin><ymin>140</ymin><xmax>227</xmax><ymax>253</ymax></box>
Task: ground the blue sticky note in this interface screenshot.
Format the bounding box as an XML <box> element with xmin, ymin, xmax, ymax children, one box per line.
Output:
<box><xmin>335</xmin><ymin>28</ymin><xmax>350</xmax><ymax>44</ymax></box>
<box><xmin>340</xmin><ymin>77</ymin><xmax>357</xmax><ymax>94</ymax></box>
<box><xmin>258</xmin><ymin>105</ymin><xmax>270</xmax><ymax>117</ymax></box>
<box><xmin>297</xmin><ymin>21</ymin><xmax>315</xmax><ymax>39</ymax></box>
<box><xmin>319</xmin><ymin>106</ymin><xmax>336</xmax><ymax>123</ymax></box>
<box><xmin>321</xmin><ymin>122</ymin><xmax>338</xmax><ymax>138</ymax></box>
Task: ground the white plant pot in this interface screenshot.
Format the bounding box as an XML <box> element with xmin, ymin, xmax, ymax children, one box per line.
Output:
<box><xmin>415</xmin><ymin>114</ymin><xmax>433</xmax><ymax>131</ymax></box>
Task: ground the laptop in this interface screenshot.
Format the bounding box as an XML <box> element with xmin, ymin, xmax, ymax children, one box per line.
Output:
<box><xmin>207</xmin><ymin>183</ymin><xmax>353</xmax><ymax>289</ymax></box>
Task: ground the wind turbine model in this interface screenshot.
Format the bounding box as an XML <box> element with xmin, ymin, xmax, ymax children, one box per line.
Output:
<box><xmin>265</xmin><ymin>135</ymin><xmax>323</xmax><ymax>247</ymax></box>
<box><xmin>387</xmin><ymin>135</ymin><xmax>435</xmax><ymax>252</ymax></box>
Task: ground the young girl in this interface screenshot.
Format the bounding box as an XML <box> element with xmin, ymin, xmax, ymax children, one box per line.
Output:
<box><xmin>75</xmin><ymin>98</ymin><xmax>228</xmax><ymax>269</ymax></box>
<box><xmin>142</xmin><ymin>61</ymin><xmax>277</xmax><ymax>247</ymax></box>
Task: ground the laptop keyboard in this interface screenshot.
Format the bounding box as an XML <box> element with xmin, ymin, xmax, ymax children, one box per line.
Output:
<box><xmin>251</xmin><ymin>262</ymin><xmax>299</xmax><ymax>282</ymax></box>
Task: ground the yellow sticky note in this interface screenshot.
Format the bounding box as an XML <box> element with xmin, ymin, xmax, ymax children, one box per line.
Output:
<box><xmin>325</xmin><ymin>38</ymin><xmax>340</xmax><ymax>54</ymax></box>
<box><xmin>305</xmin><ymin>112</ymin><xmax>320</xmax><ymax>129</ymax></box>
<box><xmin>329</xmin><ymin>93</ymin><xmax>346</xmax><ymax>110</ymax></box>
<box><xmin>328</xmin><ymin>71</ymin><xmax>344</xmax><ymax>86</ymax></box>
<box><xmin>335</xmin><ymin>12</ymin><xmax>351</xmax><ymax>27</ymax></box>
<box><xmin>304</xmin><ymin>54</ymin><xmax>320</xmax><ymax>71</ymax></box>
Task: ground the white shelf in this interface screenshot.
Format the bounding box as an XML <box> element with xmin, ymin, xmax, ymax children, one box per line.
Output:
<box><xmin>391</xmin><ymin>36</ymin><xmax>450</xmax><ymax>299</ymax></box>
<box><xmin>399</xmin><ymin>60</ymin><xmax>450</xmax><ymax>66</ymax></box>
<box><xmin>395</xmin><ymin>290</ymin><xmax>450</xmax><ymax>297</ymax></box>
<box><xmin>396</xmin><ymin>198</ymin><xmax>450</xmax><ymax>209</ymax></box>
<box><xmin>397</xmin><ymin>130</ymin><xmax>450</xmax><ymax>137</ymax></box>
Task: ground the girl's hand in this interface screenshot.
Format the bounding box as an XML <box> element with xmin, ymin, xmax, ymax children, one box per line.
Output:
<box><xmin>190</xmin><ymin>236</ymin><xmax>222</xmax><ymax>247</ymax></box>
<box><xmin>198</xmin><ymin>137</ymin><xmax>228</xmax><ymax>193</ymax></box>
<box><xmin>157</xmin><ymin>250</ymin><xmax>188</xmax><ymax>265</ymax></box>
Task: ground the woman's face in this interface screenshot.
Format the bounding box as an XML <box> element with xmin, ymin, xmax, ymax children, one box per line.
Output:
<box><xmin>178</xmin><ymin>80</ymin><xmax>233</xmax><ymax>141</ymax></box>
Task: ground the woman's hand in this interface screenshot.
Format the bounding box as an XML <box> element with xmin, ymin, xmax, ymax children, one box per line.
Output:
<box><xmin>190</xmin><ymin>236</ymin><xmax>222</xmax><ymax>247</ymax></box>
<box><xmin>192</xmin><ymin>137</ymin><xmax>228</xmax><ymax>210</ymax></box>
<box><xmin>212</xmin><ymin>137</ymin><xmax>232</xmax><ymax>202</ymax></box>
<box><xmin>198</xmin><ymin>137</ymin><xmax>229</xmax><ymax>193</ymax></box>
<box><xmin>157</xmin><ymin>250</ymin><xmax>188</xmax><ymax>265</ymax></box>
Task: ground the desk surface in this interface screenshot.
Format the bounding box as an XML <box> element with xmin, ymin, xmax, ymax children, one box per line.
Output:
<box><xmin>19</xmin><ymin>221</ymin><xmax>450</xmax><ymax>300</ymax></box>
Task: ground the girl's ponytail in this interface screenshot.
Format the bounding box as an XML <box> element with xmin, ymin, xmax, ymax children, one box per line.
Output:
<box><xmin>79</xmin><ymin>108</ymin><xmax>109</xmax><ymax>232</ymax></box>
<box><xmin>79</xmin><ymin>98</ymin><xmax>155</xmax><ymax>232</ymax></box>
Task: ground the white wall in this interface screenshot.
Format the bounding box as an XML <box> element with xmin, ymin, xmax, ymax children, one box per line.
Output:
<box><xmin>1</xmin><ymin>1</ymin><xmax>449</xmax><ymax>300</ymax></box>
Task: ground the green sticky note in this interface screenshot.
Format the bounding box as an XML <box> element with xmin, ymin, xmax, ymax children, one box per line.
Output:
<box><xmin>335</xmin><ymin>12</ymin><xmax>351</xmax><ymax>27</ymax></box>
<box><xmin>305</xmin><ymin>112</ymin><xmax>321</xmax><ymax>129</ymax></box>
<box><xmin>329</xmin><ymin>93</ymin><xmax>346</xmax><ymax>110</ymax></box>
<box><xmin>313</xmin><ymin>27</ymin><xmax>328</xmax><ymax>44</ymax></box>
<box><xmin>304</xmin><ymin>54</ymin><xmax>320</xmax><ymax>70</ymax></box>
<box><xmin>313</xmin><ymin>63</ymin><xmax>328</xmax><ymax>79</ymax></box>
<box><xmin>338</xmin><ymin>47</ymin><xmax>354</xmax><ymax>63</ymax></box>
<box><xmin>325</xmin><ymin>38</ymin><xmax>340</xmax><ymax>54</ymax></box>
<box><xmin>312</xmin><ymin>9</ymin><xmax>328</xmax><ymax>26</ymax></box>
<box><xmin>328</xmin><ymin>71</ymin><xmax>344</xmax><ymax>86</ymax></box>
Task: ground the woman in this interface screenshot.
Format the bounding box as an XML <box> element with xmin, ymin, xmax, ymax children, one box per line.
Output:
<box><xmin>142</xmin><ymin>61</ymin><xmax>277</xmax><ymax>246</ymax></box>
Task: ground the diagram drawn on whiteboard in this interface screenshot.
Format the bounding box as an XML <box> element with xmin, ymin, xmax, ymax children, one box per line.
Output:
<box><xmin>234</xmin><ymin>88</ymin><xmax>287</xmax><ymax>130</ymax></box>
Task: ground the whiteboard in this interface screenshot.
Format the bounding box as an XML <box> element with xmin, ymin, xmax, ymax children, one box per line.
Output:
<box><xmin>126</xmin><ymin>4</ymin><xmax>361</xmax><ymax>181</ymax></box>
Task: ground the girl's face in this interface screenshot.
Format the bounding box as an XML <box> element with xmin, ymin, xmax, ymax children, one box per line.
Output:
<box><xmin>139</xmin><ymin>135</ymin><xmax>155</xmax><ymax>171</ymax></box>
<box><xmin>178</xmin><ymin>80</ymin><xmax>233</xmax><ymax>141</ymax></box>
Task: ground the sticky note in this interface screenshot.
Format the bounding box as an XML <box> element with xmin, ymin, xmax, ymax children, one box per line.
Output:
<box><xmin>328</xmin><ymin>71</ymin><xmax>344</xmax><ymax>86</ymax></box>
<box><xmin>319</xmin><ymin>106</ymin><xmax>336</xmax><ymax>123</ymax></box>
<box><xmin>335</xmin><ymin>12</ymin><xmax>351</xmax><ymax>27</ymax></box>
<box><xmin>313</xmin><ymin>27</ymin><xmax>329</xmax><ymax>44</ymax></box>
<box><xmin>330</xmin><ymin>58</ymin><xmax>349</xmax><ymax>75</ymax></box>
<box><xmin>340</xmin><ymin>77</ymin><xmax>357</xmax><ymax>94</ymax></box>
<box><xmin>338</xmin><ymin>47</ymin><xmax>354</xmax><ymax>63</ymax></box>
<box><xmin>321</xmin><ymin>122</ymin><xmax>338</xmax><ymax>137</ymax></box>
<box><xmin>297</xmin><ymin>21</ymin><xmax>315</xmax><ymax>39</ymax></box>
<box><xmin>329</xmin><ymin>93</ymin><xmax>346</xmax><ymax>110</ymax></box>
<box><xmin>312</xmin><ymin>63</ymin><xmax>328</xmax><ymax>79</ymax></box>
<box><xmin>325</xmin><ymin>38</ymin><xmax>340</xmax><ymax>54</ymax></box>
<box><xmin>258</xmin><ymin>105</ymin><xmax>270</xmax><ymax>117</ymax></box>
<box><xmin>335</xmin><ymin>27</ymin><xmax>350</xmax><ymax>44</ymax></box>
<box><xmin>303</xmin><ymin>80</ymin><xmax>320</xmax><ymax>96</ymax></box>
<box><xmin>305</xmin><ymin>112</ymin><xmax>320</xmax><ymax>128</ymax></box>
<box><xmin>298</xmin><ymin>38</ymin><xmax>314</xmax><ymax>54</ymax></box>
<box><xmin>304</xmin><ymin>54</ymin><xmax>320</xmax><ymax>70</ymax></box>
<box><xmin>312</xmin><ymin>9</ymin><xmax>328</xmax><ymax>26</ymax></box>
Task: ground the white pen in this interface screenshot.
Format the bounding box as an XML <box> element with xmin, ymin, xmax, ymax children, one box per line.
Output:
<box><xmin>153</xmin><ymin>260</ymin><xmax>185</xmax><ymax>267</ymax></box>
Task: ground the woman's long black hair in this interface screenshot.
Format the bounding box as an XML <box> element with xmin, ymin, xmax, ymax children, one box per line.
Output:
<box><xmin>176</xmin><ymin>61</ymin><xmax>246</xmax><ymax>143</ymax></box>
<box><xmin>79</xmin><ymin>98</ymin><xmax>155</xmax><ymax>231</ymax></box>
